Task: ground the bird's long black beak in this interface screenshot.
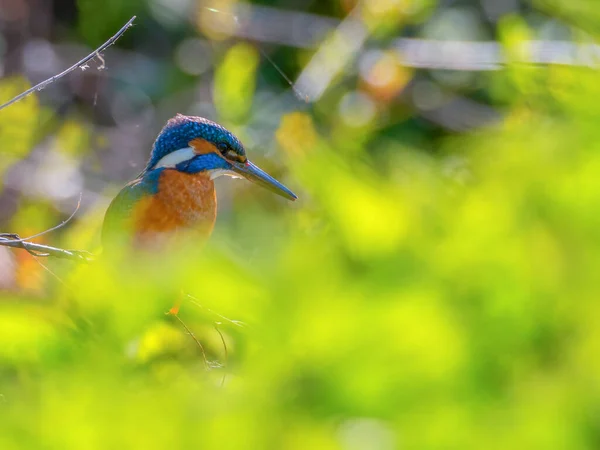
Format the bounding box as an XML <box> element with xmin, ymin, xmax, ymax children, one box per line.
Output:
<box><xmin>231</xmin><ymin>160</ymin><xmax>297</xmax><ymax>201</ymax></box>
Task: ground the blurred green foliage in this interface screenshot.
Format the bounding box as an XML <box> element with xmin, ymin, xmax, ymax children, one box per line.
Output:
<box><xmin>214</xmin><ymin>43</ymin><xmax>260</xmax><ymax>122</ymax></box>
<box><xmin>1</xmin><ymin>0</ymin><xmax>600</xmax><ymax>449</ymax></box>
<box><xmin>0</xmin><ymin>78</ymin><xmax>40</xmax><ymax>174</ymax></box>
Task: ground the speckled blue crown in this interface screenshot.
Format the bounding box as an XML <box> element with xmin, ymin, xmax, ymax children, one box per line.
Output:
<box><xmin>146</xmin><ymin>114</ymin><xmax>245</xmax><ymax>170</ymax></box>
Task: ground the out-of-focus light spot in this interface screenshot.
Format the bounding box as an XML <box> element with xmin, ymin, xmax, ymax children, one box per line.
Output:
<box><xmin>213</xmin><ymin>43</ymin><xmax>259</xmax><ymax>121</ymax></box>
<box><xmin>395</xmin><ymin>39</ymin><xmax>502</xmax><ymax>71</ymax></box>
<box><xmin>0</xmin><ymin>77</ymin><xmax>39</xmax><ymax>164</ymax></box>
<box><xmin>421</xmin><ymin>8</ymin><xmax>486</xmax><ymax>88</ymax></box>
<box><xmin>148</xmin><ymin>0</ymin><xmax>193</xmax><ymax>28</ymax></box>
<box><xmin>0</xmin><ymin>0</ymin><xmax>29</xmax><ymax>22</ymax></box>
<box><xmin>53</xmin><ymin>121</ymin><xmax>90</xmax><ymax>157</ymax></box>
<box><xmin>135</xmin><ymin>322</ymin><xmax>188</xmax><ymax>363</ymax></box>
<box><xmin>359</xmin><ymin>50</ymin><xmax>412</xmax><ymax>101</ymax></box>
<box><xmin>32</xmin><ymin>151</ymin><xmax>83</xmax><ymax>200</ymax></box>
<box><xmin>359</xmin><ymin>50</ymin><xmax>386</xmax><ymax>85</ymax></box>
<box><xmin>197</xmin><ymin>1</ymin><xmax>239</xmax><ymax>41</ymax></box>
<box><xmin>412</xmin><ymin>80</ymin><xmax>448</xmax><ymax>111</ymax></box>
<box><xmin>276</xmin><ymin>112</ymin><xmax>319</xmax><ymax>158</ymax></box>
<box><xmin>362</xmin><ymin>0</ymin><xmax>418</xmax><ymax>29</ymax></box>
<box><xmin>338</xmin><ymin>91</ymin><xmax>376</xmax><ymax>128</ymax></box>
<box><xmin>337</xmin><ymin>418</ymin><xmax>396</xmax><ymax>450</ymax></box>
<box><xmin>424</xmin><ymin>7</ymin><xmax>488</xmax><ymax>41</ymax></box>
<box><xmin>22</xmin><ymin>40</ymin><xmax>59</xmax><ymax>76</ymax></box>
<box><xmin>174</xmin><ymin>38</ymin><xmax>212</xmax><ymax>76</ymax></box>
<box><xmin>215</xmin><ymin>3</ymin><xmax>336</xmax><ymax>49</ymax></box>
<box><xmin>366</xmin><ymin>0</ymin><xmax>405</xmax><ymax>15</ymax></box>
<box><xmin>294</xmin><ymin>13</ymin><xmax>368</xmax><ymax>102</ymax></box>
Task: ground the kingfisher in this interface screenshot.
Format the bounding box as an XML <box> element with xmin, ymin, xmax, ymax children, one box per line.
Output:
<box><xmin>102</xmin><ymin>114</ymin><xmax>297</xmax><ymax>249</ymax></box>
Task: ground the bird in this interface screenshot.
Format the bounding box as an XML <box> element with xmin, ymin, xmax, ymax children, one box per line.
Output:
<box><xmin>102</xmin><ymin>114</ymin><xmax>297</xmax><ymax>250</ymax></box>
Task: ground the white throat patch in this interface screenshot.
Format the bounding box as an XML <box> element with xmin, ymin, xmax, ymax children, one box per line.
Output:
<box><xmin>209</xmin><ymin>169</ymin><xmax>241</xmax><ymax>180</ymax></box>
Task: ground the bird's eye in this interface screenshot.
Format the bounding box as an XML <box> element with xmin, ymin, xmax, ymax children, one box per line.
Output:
<box><xmin>217</xmin><ymin>142</ymin><xmax>229</xmax><ymax>154</ymax></box>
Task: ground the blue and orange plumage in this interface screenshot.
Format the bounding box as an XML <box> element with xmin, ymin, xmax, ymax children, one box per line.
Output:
<box><xmin>102</xmin><ymin>114</ymin><xmax>296</xmax><ymax>249</ymax></box>
<box><xmin>102</xmin><ymin>114</ymin><xmax>296</xmax><ymax>315</ymax></box>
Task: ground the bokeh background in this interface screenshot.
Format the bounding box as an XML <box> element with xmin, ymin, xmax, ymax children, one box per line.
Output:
<box><xmin>1</xmin><ymin>0</ymin><xmax>600</xmax><ymax>448</ymax></box>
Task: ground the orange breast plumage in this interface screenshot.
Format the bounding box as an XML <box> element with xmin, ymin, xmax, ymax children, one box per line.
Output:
<box><xmin>133</xmin><ymin>170</ymin><xmax>217</xmax><ymax>241</ymax></box>
<box><xmin>102</xmin><ymin>168</ymin><xmax>217</xmax><ymax>249</ymax></box>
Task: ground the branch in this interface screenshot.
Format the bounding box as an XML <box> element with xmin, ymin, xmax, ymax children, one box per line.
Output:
<box><xmin>0</xmin><ymin>15</ymin><xmax>136</xmax><ymax>111</ymax></box>
<box><xmin>0</xmin><ymin>194</ymin><xmax>94</xmax><ymax>262</ymax></box>
<box><xmin>0</xmin><ymin>233</ymin><xmax>94</xmax><ymax>262</ymax></box>
<box><xmin>0</xmin><ymin>18</ymin><xmax>138</xmax><ymax>261</ymax></box>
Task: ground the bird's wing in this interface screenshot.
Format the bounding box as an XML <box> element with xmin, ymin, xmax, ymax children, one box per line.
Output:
<box><xmin>101</xmin><ymin>170</ymin><xmax>162</xmax><ymax>246</ymax></box>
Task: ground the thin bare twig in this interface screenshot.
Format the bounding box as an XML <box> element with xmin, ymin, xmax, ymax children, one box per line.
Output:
<box><xmin>0</xmin><ymin>234</ymin><xmax>94</xmax><ymax>262</ymax></box>
<box><xmin>0</xmin><ymin>17</ymin><xmax>136</xmax><ymax>259</ymax></box>
<box><xmin>0</xmin><ymin>15</ymin><xmax>136</xmax><ymax>111</ymax></box>
<box><xmin>32</xmin><ymin>254</ymin><xmax>68</xmax><ymax>287</ymax></box>
<box><xmin>214</xmin><ymin>324</ymin><xmax>228</xmax><ymax>387</ymax></box>
<box><xmin>18</xmin><ymin>193</ymin><xmax>83</xmax><ymax>242</ymax></box>
<box><xmin>0</xmin><ymin>193</ymin><xmax>93</xmax><ymax>262</ymax></box>
<box><xmin>170</xmin><ymin>312</ymin><xmax>210</xmax><ymax>370</ymax></box>
<box><xmin>185</xmin><ymin>293</ymin><xmax>247</xmax><ymax>328</ymax></box>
